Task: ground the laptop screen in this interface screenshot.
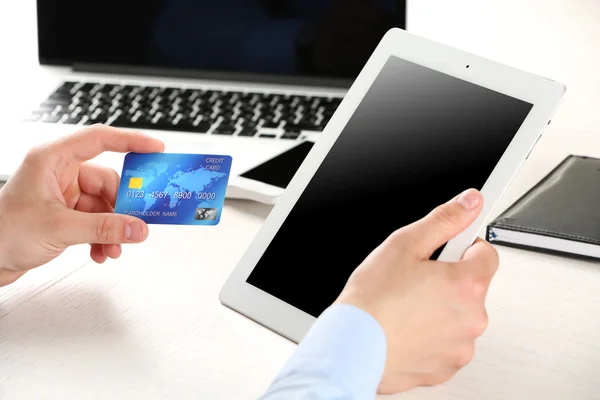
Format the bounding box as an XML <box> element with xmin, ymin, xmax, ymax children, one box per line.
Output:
<box><xmin>37</xmin><ymin>0</ymin><xmax>406</xmax><ymax>87</ymax></box>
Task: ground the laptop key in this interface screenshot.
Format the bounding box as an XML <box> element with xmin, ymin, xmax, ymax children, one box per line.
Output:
<box><xmin>63</xmin><ymin>115</ymin><xmax>83</xmax><ymax>124</ymax></box>
<box><xmin>282</xmin><ymin>124</ymin><xmax>301</xmax><ymax>133</ymax></box>
<box><xmin>131</xmin><ymin>117</ymin><xmax>156</xmax><ymax>129</ymax></box>
<box><xmin>48</xmin><ymin>92</ymin><xmax>72</xmax><ymax>102</ymax></box>
<box><xmin>286</xmin><ymin>123</ymin><xmax>320</xmax><ymax>132</ymax></box>
<box><xmin>35</xmin><ymin>104</ymin><xmax>57</xmax><ymax>114</ymax></box>
<box><xmin>23</xmin><ymin>112</ymin><xmax>43</xmax><ymax>122</ymax></box>
<box><xmin>281</xmin><ymin>131</ymin><xmax>300</xmax><ymax>139</ymax></box>
<box><xmin>110</xmin><ymin>116</ymin><xmax>135</xmax><ymax>128</ymax></box>
<box><xmin>43</xmin><ymin>114</ymin><xmax>62</xmax><ymax>123</ymax></box>
<box><xmin>261</xmin><ymin>121</ymin><xmax>280</xmax><ymax>129</ymax></box>
<box><xmin>213</xmin><ymin>129</ymin><xmax>235</xmax><ymax>135</ymax></box>
<box><xmin>238</xmin><ymin>128</ymin><xmax>257</xmax><ymax>137</ymax></box>
<box><xmin>152</xmin><ymin>119</ymin><xmax>179</xmax><ymax>131</ymax></box>
<box><xmin>80</xmin><ymin>83</ymin><xmax>96</xmax><ymax>93</ymax></box>
<box><xmin>175</xmin><ymin>121</ymin><xmax>211</xmax><ymax>133</ymax></box>
<box><xmin>100</xmin><ymin>84</ymin><xmax>117</xmax><ymax>93</ymax></box>
<box><xmin>84</xmin><ymin>116</ymin><xmax>108</xmax><ymax>125</ymax></box>
<box><xmin>212</xmin><ymin>125</ymin><xmax>236</xmax><ymax>135</ymax></box>
<box><xmin>55</xmin><ymin>82</ymin><xmax>77</xmax><ymax>94</ymax></box>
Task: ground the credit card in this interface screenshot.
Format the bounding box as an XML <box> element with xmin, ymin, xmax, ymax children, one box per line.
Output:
<box><xmin>114</xmin><ymin>152</ymin><xmax>232</xmax><ymax>225</ymax></box>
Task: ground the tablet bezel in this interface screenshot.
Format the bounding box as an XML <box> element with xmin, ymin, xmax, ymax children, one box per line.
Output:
<box><xmin>219</xmin><ymin>28</ymin><xmax>566</xmax><ymax>343</ymax></box>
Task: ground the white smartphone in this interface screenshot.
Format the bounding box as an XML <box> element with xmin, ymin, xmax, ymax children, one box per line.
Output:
<box><xmin>225</xmin><ymin>139</ymin><xmax>315</xmax><ymax>205</ymax></box>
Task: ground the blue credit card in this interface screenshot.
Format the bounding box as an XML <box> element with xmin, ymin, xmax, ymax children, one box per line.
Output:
<box><xmin>114</xmin><ymin>152</ymin><xmax>232</xmax><ymax>225</ymax></box>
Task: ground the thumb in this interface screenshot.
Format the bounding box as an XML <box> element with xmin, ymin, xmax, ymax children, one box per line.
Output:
<box><xmin>408</xmin><ymin>188</ymin><xmax>483</xmax><ymax>259</ymax></box>
<box><xmin>59</xmin><ymin>210</ymin><xmax>149</xmax><ymax>245</ymax></box>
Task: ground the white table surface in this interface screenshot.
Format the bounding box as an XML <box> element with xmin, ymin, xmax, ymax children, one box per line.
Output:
<box><xmin>2</xmin><ymin>1</ymin><xmax>600</xmax><ymax>399</ymax></box>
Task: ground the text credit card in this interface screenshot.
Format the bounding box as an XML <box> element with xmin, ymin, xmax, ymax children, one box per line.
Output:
<box><xmin>114</xmin><ymin>152</ymin><xmax>232</xmax><ymax>225</ymax></box>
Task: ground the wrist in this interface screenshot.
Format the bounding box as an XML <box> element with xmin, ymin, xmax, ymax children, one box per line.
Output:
<box><xmin>0</xmin><ymin>268</ymin><xmax>26</xmax><ymax>287</ymax></box>
<box><xmin>334</xmin><ymin>289</ymin><xmax>381</xmax><ymax>325</ymax></box>
<box><xmin>0</xmin><ymin>193</ymin><xmax>20</xmax><ymax>286</ymax></box>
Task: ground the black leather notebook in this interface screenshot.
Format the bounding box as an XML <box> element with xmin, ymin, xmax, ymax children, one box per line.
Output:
<box><xmin>487</xmin><ymin>155</ymin><xmax>600</xmax><ymax>260</ymax></box>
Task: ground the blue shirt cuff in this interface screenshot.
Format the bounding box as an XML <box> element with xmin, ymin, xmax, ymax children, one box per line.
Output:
<box><xmin>270</xmin><ymin>304</ymin><xmax>387</xmax><ymax>399</ymax></box>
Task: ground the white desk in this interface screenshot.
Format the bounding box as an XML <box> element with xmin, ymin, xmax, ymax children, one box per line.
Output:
<box><xmin>2</xmin><ymin>1</ymin><xmax>600</xmax><ymax>399</ymax></box>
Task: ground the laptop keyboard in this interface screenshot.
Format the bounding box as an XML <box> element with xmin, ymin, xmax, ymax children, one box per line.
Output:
<box><xmin>25</xmin><ymin>81</ymin><xmax>343</xmax><ymax>140</ymax></box>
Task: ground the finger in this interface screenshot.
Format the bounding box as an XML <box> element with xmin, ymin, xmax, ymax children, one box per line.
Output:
<box><xmin>103</xmin><ymin>243</ymin><xmax>122</xmax><ymax>259</ymax></box>
<box><xmin>458</xmin><ymin>238</ymin><xmax>499</xmax><ymax>285</ymax></box>
<box><xmin>76</xmin><ymin>194</ymin><xmax>123</xmax><ymax>260</ymax></box>
<box><xmin>78</xmin><ymin>163</ymin><xmax>121</xmax><ymax>207</ymax></box>
<box><xmin>48</xmin><ymin>124</ymin><xmax>165</xmax><ymax>162</ymax></box>
<box><xmin>406</xmin><ymin>189</ymin><xmax>484</xmax><ymax>259</ymax></box>
<box><xmin>91</xmin><ymin>243</ymin><xmax>121</xmax><ymax>261</ymax></box>
<box><xmin>57</xmin><ymin>209</ymin><xmax>149</xmax><ymax>245</ymax></box>
<box><xmin>75</xmin><ymin>192</ymin><xmax>113</xmax><ymax>214</ymax></box>
<box><xmin>90</xmin><ymin>244</ymin><xmax>107</xmax><ymax>264</ymax></box>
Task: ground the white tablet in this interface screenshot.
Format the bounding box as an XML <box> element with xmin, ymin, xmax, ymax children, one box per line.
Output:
<box><xmin>219</xmin><ymin>28</ymin><xmax>566</xmax><ymax>342</ymax></box>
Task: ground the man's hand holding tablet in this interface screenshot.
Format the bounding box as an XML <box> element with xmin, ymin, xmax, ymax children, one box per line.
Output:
<box><xmin>260</xmin><ymin>188</ymin><xmax>497</xmax><ymax>398</ymax></box>
<box><xmin>335</xmin><ymin>188</ymin><xmax>497</xmax><ymax>394</ymax></box>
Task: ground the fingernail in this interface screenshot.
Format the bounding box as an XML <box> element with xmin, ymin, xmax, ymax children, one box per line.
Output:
<box><xmin>125</xmin><ymin>222</ymin><xmax>144</xmax><ymax>241</ymax></box>
<box><xmin>456</xmin><ymin>189</ymin><xmax>480</xmax><ymax>209</ymax></box>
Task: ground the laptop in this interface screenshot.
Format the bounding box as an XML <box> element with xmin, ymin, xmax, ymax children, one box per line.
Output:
<box><xmin>1</xmin><ymin>0</ymin><xmax>407</xmax><ymax>201</ymax></box>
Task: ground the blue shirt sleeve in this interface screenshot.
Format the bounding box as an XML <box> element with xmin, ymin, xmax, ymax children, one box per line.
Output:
<box><xmin>260</xmin><ymin>304</ymin><xmax>387</xmax><ymax>400</ymax></box>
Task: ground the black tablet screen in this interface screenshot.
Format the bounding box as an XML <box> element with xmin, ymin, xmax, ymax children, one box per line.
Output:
<box><xmin>246</xmin><ymin>55</ymin><xmax>533</xmax><ymax>317</ymax></box>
